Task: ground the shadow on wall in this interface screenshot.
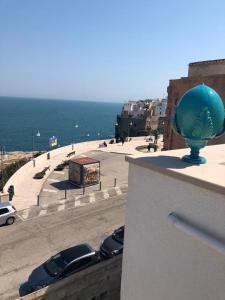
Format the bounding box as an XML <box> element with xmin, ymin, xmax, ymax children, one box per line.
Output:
<box><xmin>17</xmin><ymin>255</ymin><xmax>122</xmax><ymax>300</ymax></box>
<box><xmin>139</xmin><ymin>155</ymin><xmax>194</xmax><ymax>169</ymax></box>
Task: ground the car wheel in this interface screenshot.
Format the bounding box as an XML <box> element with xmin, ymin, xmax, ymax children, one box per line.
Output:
<box><xmin>6</xmin><ymin>217</ymin><xmax>15</xmax><ymax>225</ymax></box>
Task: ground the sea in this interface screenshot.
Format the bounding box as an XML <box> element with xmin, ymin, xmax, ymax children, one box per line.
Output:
<box><xmin>0</xmin><ymin>97</ymin><xmax>123</xmax><ymax>152</ymax></box>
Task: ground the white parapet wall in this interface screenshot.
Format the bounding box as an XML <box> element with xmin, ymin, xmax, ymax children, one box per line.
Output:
<box><xmin>121</xmin><ymin>144</ymin><xmax>225</xmax><ymax>300</ymax></box>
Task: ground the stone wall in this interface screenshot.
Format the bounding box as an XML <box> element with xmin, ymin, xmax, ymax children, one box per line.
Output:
<box><xmin>188</xmin><ymin>59</ymin><xmax>225</xmax><ymax>77</ymax></box>
<box><xmin>164</xmin><ymin>74</ymin><xmax>225</xmax><ymax>150</ymax></box>
<box><xmin>116</xmin><ymin>115</ymin><xmax>148</xmax><ymax>138</ymax></box>
<box><xmin>17</xmin><ymin>255</ymin><xmax>122</xmax><ymax>300</ymax></box>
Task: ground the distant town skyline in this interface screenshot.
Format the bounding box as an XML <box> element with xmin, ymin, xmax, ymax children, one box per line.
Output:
<box><xmin>1</xmin><ymin>0</ymin><xmax>225</xmax><ymax>102</ymax></box>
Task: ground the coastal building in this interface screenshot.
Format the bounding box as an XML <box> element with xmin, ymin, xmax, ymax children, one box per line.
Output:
<box><xmin>121</xmin><ymin>144</ymin><xmax>225</xmax><ymax>300</ymax></box>
<box><xmin>115</xmin><ymin>99</ymin><xmax>167</xmax><ymax>138</ymax></box>
<box><xmin>164</xmin><ymin>59</ymin><xmax>225</xmax><ymax>150</ymax></box>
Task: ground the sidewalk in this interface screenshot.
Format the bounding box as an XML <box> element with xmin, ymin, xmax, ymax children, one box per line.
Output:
<box><xmin>3</xmin><ymin>137</ymin><xmax>161</xmax><ymax>210</ymax></box>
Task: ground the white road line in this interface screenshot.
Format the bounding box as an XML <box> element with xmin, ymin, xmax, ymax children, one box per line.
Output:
<box><xmin>58</xmin><ymin>204</ymin><xmax>65</xmax><ymax>211</ymax></box>
<box><xmin>74</xmin><ymin>198</ymin><xmax>86</xmax><ymax>207</ymax></box>
<box><xmin>58</xmin><ymin>199</ymin><xmax>66</xmax><ymax>211</ymax></box>
<box><xmin>47</xmin><ymin>178</ymin><xmax>60</xmax><ymax>183</ymax></box>
<box><xmin>115</xmin><ymin>187</ymin><xmax>122</xmax><ymax>195</ymax></box>
<box><xmin>103</xmin><ymin>190</ymin><xmax>109</xmax><ymax>199</ymax></box>
<box><xmin>89</xmin><ymin>193</ymin><xmax>96</xmax><ymax>203</ymax></box>
<box><xmin>74</xmin><ymin>200</ymin><xmax>81</xmax><ymax>207</ymax></box>
<box><xmin>54</xmin><ymin>171</ymin><xmax>65</xmax><ymax>175</ymax></box>
<box><xmin>59</xmin><ymin>199</ymin><xmax>66</xmax><ymax>205</ymax></box>
<box><xmin>39</xmin><ymin>210</ymin><xmax>47</xmax><ymax>216</ymax></box>
<box><xmin>42</xmin><ymin>203</ymin><xmax>49</xmax><ymax>210</ymax></box>
<box><xmin>21</xmin><ymin>210</ymin><xmax>29</xmax><ymax>220</ymax></box>
<box><xmin>16</xmin><ymin>214</ymin><xmax>25</xmax><ymax>221</ymax></box>
<box><xmin>43</xmin><ymin>188</ymin><xmax>57</xmax><ymax>193</ymax></box>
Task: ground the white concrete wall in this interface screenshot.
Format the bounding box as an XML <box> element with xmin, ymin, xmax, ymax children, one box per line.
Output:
<box><xmin>121</xmin><ymin>163</ymin><xmax>225</xmax><ymax>300</ymax></box>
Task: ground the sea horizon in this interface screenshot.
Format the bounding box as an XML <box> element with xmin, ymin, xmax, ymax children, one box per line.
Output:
<box><xmin>0</xmin><ymin>96</ymin><xmax>122</xmax><ymax>152</ymax></box>
<box><xmin>0</xmin><ymin>95</ymin><xmax>124</xmax><ymax>105</ymax></box>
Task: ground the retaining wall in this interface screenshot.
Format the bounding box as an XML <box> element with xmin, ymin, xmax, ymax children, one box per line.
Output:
<box><xmin>17</xmin><ymin>255</ymin><xmax>122</xmax><ymax>300</ymax></box>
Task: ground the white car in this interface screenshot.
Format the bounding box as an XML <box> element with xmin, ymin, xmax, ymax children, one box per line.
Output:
<box><xmin>0</xmin><ymin>202</ymin><xmax>16</xmax><ymax>225</ymax></box>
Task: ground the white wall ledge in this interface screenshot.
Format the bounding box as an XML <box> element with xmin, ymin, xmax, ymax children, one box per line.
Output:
<box><xmin>126</xmin><ymin>144</ymin><xmax>225</xmax><ymax>196</ymax></box>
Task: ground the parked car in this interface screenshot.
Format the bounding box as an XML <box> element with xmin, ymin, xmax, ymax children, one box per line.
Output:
<box><xmin>0</xmin><ymin>202</ymin><xmax>16</xmax><ymax>226</ymax></box>
<box><xmin>54</xmin><ymin>164</ymin><xmax>64</xmax><ymax>171</ymax></box>
<box><xmin>33</xmin><ymin>166</ymin><xmax>50</xmax><ymax>179</ymax></box>
<box><xmin>19</xmin><ymin>243</ymin><xmax>100</xmax><ymax>296</ymax></box>
<box><xmin>100</xmin><ymin>225</ymin><xmax>125</xmax><ymax>258</ymax></box>
<box><xmin>54</xmin><ymin>161</ymin><xmax>69</xmax><ymax>171</ymax></box>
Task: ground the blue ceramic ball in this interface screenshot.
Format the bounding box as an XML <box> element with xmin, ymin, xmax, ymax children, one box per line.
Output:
<box><xmin>175</xmin><ymin>84</ymin><xmax>224</xmax><ymax>140</ymax></box>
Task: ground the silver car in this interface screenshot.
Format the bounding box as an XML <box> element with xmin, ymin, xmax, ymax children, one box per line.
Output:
<box><xmin>0</xmin><ymin>202</ymin><xmax>16</xmax><ymax>225</ymax></box>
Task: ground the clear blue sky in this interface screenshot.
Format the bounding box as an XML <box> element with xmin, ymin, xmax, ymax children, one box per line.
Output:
<box><xmin>1</xmin><ymin>0</ymin><xmax>225</xmax><ymax>102</ymax></box>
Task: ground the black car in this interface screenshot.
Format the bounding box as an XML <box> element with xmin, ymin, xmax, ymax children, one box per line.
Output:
<box><xmin>100</xmin><ymin>226</ymin><xmax>125</xmax><ymax>258</ymax></box>
<box><xmin>54</xmin><ymin>164</ymin><xmax>65</xmax><ymax>171</ymax></box>
<box><xmin>19</xmin><ymin>244</ymin><xmax>100</xmax><ymax>296</ymax></box>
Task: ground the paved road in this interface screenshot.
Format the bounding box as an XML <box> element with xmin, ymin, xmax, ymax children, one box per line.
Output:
<box><xmin>39</xmin><ymin>150</ymin><xmax>129</xmax><ymax>207</ymax></box>
<box><xmin>0</xmin><ymin>194</ymin><xmax>127</xmax><ymax>300</ymax></box>
<box><xmin>17</xmin><ymin>185</ymin><xmax>127</xmax><ymax>222</ymax></box>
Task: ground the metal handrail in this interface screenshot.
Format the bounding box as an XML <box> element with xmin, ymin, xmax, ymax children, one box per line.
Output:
<box><xmin>168</xmin><ymin>212</ymin><xmax>225</xmax><ymax>256</ymax></box>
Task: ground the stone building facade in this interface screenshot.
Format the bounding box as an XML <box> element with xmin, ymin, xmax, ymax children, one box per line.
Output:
<box><xmin>116</xmin><ymin>99</ymin><xmax>167</xmax><ymax>138</ymax></box>
<box><xmin>164</xmin><ymin>59</ymin><xmax>225</xmax><ymax>150</ymax></box>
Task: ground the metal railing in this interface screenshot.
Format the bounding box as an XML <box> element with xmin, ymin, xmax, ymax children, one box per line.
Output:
<box><xmin>168</xmin><ymin>212</ymin><xmax>225</xmax><ymax>256</ymax></box>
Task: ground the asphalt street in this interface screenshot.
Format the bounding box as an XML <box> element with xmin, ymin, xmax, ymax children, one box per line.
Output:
<box><xmin>39</xmin><ymin>150</ymin><xmax>129</xmax><ymax>206</ymax></box>
<box><xmin>0</xmin><ymin>193</ymin><xmax>127</xmax><ymax>300</ymax></box>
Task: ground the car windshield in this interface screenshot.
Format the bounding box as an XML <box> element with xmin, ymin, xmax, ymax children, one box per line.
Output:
<box><xmin>44</xmin><ymin>253</ymin><xmax>67</xmax><ymax>277</ymax></box>
<box><xmin>112</xmin><ymin>227</ymin><xmax>124</xmax><ymax>244</ymax></box>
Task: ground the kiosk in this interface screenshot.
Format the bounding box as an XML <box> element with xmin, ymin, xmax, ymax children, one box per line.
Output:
<box><xmin>69</xmin><ymin>157</ymin><xmax>100</xmax><ymax>187</ymax></box>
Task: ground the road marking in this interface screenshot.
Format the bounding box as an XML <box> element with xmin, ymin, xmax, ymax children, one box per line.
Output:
<box><xmin>39</xmin><ymin>210</ymin><xmax>47</xmax><ymax>216</ymax></box>
<box><xmin>43</xmin><ymin>188</ymin><xmax>57</xmax><ymax>193</ymax></box>
<box><xmin>58</xmin><ymin>204</ymin><xmax>65</xmax><ymax>211</ymax></box>
<box><xmin>58</xmin><ymin>199</ymin><xmax>66</xmax><ymax>211</ymax></box>
<box><xmin>75</xmin><ymin>199</ymin><xmax>81</xmax><ymax>207</ymax></box>
<box><xmin>115</xmin><ymin>187</ymin><xmax>122</xmax><ymax>195</ymax></box>
<box><xmin>21</xmin><ymin>210</ymin><xmax>29</xmax><ymax>220</ymax></box>
<box><xmin>16</xmin><ymin>213</ymin><xmax>25</xmax><ymax>221</ymax></box>
<box><xmin>42</xmin><ymin>203</ymin><xmax>49</xmax><ymax>209</ymax></box>
<box><xmin>103</xmin><ymin>190</ymin><xmax>109</xmax><ymax>199</ymax></box>
<box><xmin>47</xmin><ymin>178</ymin><xmax>60</xmax><ymax>182</ymax></box>
<box><xmin>89</xmin><ymin>193</ymin><xmax>95</xmax><ymax>203</ymax></box>
<box><xmin>59</xmin><ymin>199</ymin><xmax>66</xmax><ymax>205</ymax></box>
<box><xmin>74</xmin><ymin>198</ymin><xmax>86</xmax><ymax>207</ymax></box>
<box><xmin>54</xmin><ymin>171</ymin><xmax>65</xmax><ymax>175</ymax></box>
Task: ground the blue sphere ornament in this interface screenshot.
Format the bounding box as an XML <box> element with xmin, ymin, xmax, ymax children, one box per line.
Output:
<box><xmin>173</xmin><ymin>84</ymin><xmax>225</xmax><ymax>164</ymax></box>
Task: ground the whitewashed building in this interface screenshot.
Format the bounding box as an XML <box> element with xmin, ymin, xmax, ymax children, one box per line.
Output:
<box><xmin>121</xmin><ymin>144</ymin><xmax>225</xmax><ymax>300</ymax></box>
